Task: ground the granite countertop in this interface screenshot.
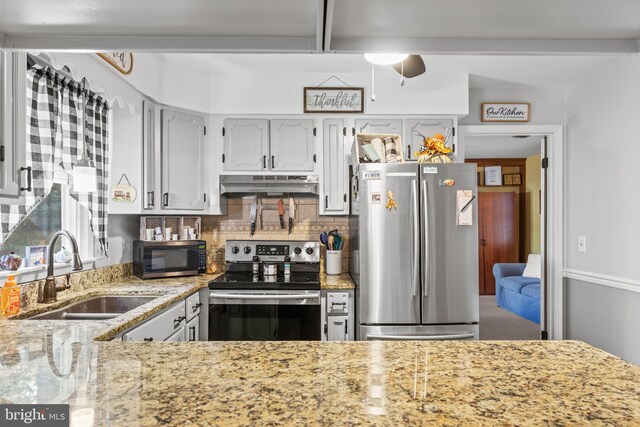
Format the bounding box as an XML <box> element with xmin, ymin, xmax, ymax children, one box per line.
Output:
<box><xmin>1</xmin><ymin>274</ymin><xmax>639</xmax><ymax>426</ymax></box>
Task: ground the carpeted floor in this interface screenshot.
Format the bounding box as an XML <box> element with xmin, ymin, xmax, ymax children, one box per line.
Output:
<box><xmin>479</xmin><ymin>295</ymin><xmax>540</xmax><ymax>340</ymax></box>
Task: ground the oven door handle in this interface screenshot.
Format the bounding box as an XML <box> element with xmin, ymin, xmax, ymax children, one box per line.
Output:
<box><xmin>209</xmin><ymin>292</ymin><xmax>320</xmax><ymax>300</ymax></box>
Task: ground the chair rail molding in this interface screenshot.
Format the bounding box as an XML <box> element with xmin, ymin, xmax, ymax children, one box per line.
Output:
<box><xmin>564</xmin><ymin>269</ymin><xmax>640</xmax><ymax>295</ymax></box>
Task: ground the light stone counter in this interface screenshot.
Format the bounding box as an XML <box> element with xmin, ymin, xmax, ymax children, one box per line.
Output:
<box><xmin>1</xmin><ymin>274</ymin><xmax>639</xmax><ymax>426</ymax></box>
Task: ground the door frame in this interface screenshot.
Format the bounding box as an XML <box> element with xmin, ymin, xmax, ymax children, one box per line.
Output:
<box><xmin>457</xmin><ymin>124</ymin><xmax>564</xmax><ymax>340</ymax></box>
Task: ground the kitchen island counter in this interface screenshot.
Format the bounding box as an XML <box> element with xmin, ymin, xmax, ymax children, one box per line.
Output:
<box><xmin>1</xmin><ymin>328</ymin><xmax>639</xmax><ymax>426</ymax></box>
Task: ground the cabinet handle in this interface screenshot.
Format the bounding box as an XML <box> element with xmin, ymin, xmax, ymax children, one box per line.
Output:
<box><xmin>271</xmin><ymin>155</ymin><xmax>275</xmax><ymax>169</ymax></box>
<box><xmin>174</xmin><ymin>315</ymin><xmax>186</xmax><ymax>328</ymax></box>
<box><xmin>189</xmin><ymin>326</ymin><xmax>196</xmax><ymax>341</ymax></box>
<box><xmin>20</xmin><ymin>166</ymin><xmax>32</xmax><ymax>192</ymax></box>
<box><xmin>407</xmin><ymin>145</ymin><xmax>411</xmax><ymax>160</ymax></box>
<box><xmin>325</xmin><ymin>195</ymin><xmax>328</xmax><ymax>209</ymax></box>
<box><xmin>192</xmin><ymin>302</ymin><xmax>202</xmax><ymax>312</ymax></box>
<box><xmin>343</xmin><ymin>193</ymin><xmax>347</xmax><ymax>203</ymax></box>
<box><xmin>147</xmin><ymin>191</ymin><xmax>155</xmax><ymax>207</ymax></box>
<box><xmin>345</xmin><ymin>319</ymin><xmax>348</xmax><ymax>337</ymax></box>
<box><xmin>163</xmin><ymin>193</ymin><xmax>169</xmax><ymax>207</ymax></box>
<box><xmin>324</xmin><ymin>323</ymin><xmax>328</xmax><ymax>336</ymax></box>
<box><xmin>263</xmin><ymin>155</ymin><xmax>266</xmax><ymax>169</ymax></box>
<box><xmin>143</xmin><ymin>337</ymin><xmax>153</xmax><ymax>342</ymax></box>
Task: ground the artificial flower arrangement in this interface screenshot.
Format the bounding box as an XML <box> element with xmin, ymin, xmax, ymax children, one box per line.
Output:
<box><xmin>413</xmin><ymin>132</ymin><xmax>453</xmax><ymax>163</ymax></box>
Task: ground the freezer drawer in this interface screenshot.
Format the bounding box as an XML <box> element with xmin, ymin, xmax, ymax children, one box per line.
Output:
<box><xmin>360</xmin><ymin>324</ymin><xmax>479</xmax><ymax>341</ymax></box>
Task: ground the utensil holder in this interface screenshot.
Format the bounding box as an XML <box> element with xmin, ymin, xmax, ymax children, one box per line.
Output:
<box><xmin>326</xmin><ymin>250</ymin><xmax>342</xmax><ymax>275</ymax></box>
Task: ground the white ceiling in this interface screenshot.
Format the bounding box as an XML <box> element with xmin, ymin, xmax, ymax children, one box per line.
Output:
<box><xmin>162</xmin><ymin>53</ymin><xmax>612</xmax><ymax>87</ymax></box>
<box><xmin>0</xmin><ymin>0</ymin><xmax>639</xmax><ymax>54</ymax></box>
<box><xmin>465</xmin><ymin>135</ymin><xmax>542</xmax><ymax>159</ymax></box>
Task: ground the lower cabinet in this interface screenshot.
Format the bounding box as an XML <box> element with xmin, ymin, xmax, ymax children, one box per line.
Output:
<box><xmin>323</xmin><ymin>290</ymin><xmax>355</xmax><ymax>341</ymax></box>
<box><xmin>121</xmin><ymin>291</ymin><xmax>201</xmax><ymax>342</ymax></box>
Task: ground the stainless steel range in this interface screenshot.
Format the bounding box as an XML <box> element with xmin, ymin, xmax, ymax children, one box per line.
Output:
<box><xmin>208</xmin><ymin>240</ymin><xmax>322</xmax><ymax>341</ymax></box>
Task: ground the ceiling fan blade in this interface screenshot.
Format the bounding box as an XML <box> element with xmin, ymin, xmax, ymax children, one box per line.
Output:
<box><xmin>392</xmin><ymin>55</ymin><xmax>426</xmax><ymax>78</ymax></box>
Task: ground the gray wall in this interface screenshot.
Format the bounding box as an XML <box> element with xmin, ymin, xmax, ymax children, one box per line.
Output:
<box><xmin>96</xmin><ymin>214</ymin><xmax>140</xmax><ymax>267</ymax></box>
<box><xmin>564</xmin><ymin>278</ymin><xmax>640</xmax><ymax>365</ymax></box>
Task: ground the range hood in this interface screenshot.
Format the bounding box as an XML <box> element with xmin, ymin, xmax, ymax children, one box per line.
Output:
<box><xmin>220</xmin><ymin>175</ymin><xmax>319</xmax><ymax>196</ymax></box>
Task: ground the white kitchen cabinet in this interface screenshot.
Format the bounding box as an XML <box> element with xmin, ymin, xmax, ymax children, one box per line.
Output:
<box><xmin>326</xmin><ymin>316</ymin><xmax>350</xmax><ymax>341</ymax></box>
<box><xmin>321</xmin><ymin>119</ymin><xmax>348</xmax><ymax>214</ymax></box>
<box><xmin>167</xmin><ymin>325</ymin><xmax>186</xmax><ymax>342</ymax></box>
<box><xmin>404</xmin><ymin>118</ymin><xmax>456</xmax><ymax>161</ymax></box>
<box><xmin>185</xmin><ymin>291</ymin><xmax>202</xmax><ymax>321</ymax></box>
<box><xmin>0</xmin><ymin>52</ymin><xmax>27</xmax><ymax>201</ymax></box>
<box><xmin>121</xmin><ymin>299</ymin><xmax>187</xmax><ymax>342</ymax></box>
<box><xmin>354</xmin><ymin>118</ymin><xmax>403</xmax><ymax>137</ymax></box>
<box><xmin>142</xmin><ymin>99</ymin><xmax>158</xmax><ymax>210</ymax></box>
<box><xmin>269</xmin><ymin>119</ymin><xmax>315</xmax><ymax>171</ymax></box>
<box><xmin>161</xmin><ymin>108</ymin><xmax>206</xmax><ymax>210</ymax></box>
<box><xmin>186</xmin><ymin>315</ymin><xmax>200</xmax><ymax>341</ymax></box>
<box><xmin>222</xmin><ymin>118</ymin><xmax>269</xmax><ymax>171</ymax></box>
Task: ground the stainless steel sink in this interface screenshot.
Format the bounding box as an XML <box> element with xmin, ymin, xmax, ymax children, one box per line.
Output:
<box><xmin>28</xmin><ymin>295</ymin><xmax>159</xmax><ymax>320</ymax></box>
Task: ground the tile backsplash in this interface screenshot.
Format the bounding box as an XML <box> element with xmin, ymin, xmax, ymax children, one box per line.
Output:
<box><xmin>200</xmin><ymin>197</ymin><xmax>349</xmax><ymax>272</ymax></box>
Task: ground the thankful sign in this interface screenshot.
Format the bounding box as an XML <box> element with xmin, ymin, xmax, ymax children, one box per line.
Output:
<box><xmin>304</xmin><ymin>87</ymin><xmax>364</xmax><ymax>113</ymax></box>
<box><xmin>481</xmin><ymin>103</ymin><xmax>530</xmax><ymax>122</ymax></box>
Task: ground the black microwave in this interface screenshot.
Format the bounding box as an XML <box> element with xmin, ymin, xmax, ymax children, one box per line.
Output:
<box><xmin>133</xmin><ymin>240</ymin><xmax>206</xmax><ymax>279</ymax></box>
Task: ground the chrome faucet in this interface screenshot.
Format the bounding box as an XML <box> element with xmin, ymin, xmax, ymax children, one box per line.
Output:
<box><xmin>41</xmin><ymin>230</ymin><xmax>83</xmax><ymax>303</ymax></box>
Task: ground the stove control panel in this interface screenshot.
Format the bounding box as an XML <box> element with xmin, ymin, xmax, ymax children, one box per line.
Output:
<box><xmin>225</xmin><ymin>240</ymin><xmax>320</xmax><ymax>263</ymax></box>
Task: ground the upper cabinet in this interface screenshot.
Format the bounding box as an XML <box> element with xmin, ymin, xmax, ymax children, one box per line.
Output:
<box><xmin>354</xmin><ymin>118</ymin><xmax>403</xmax><ymax>137</ymax></box>
<box><xmin>404</xmin><ymin>118</ymin><xmax>456</xmax><ymax>161</ymax></box>
<box><xmin>0</xmin><ymin>52</ymin><xmax>26</xmax><ymax>201</ymax></box>
<box><xmin>161</xmin><ymin>109</ymin><xmax>206</xmax><ymax>210</ymax></box>
<box><xmin>321</xmin><ymin>119</ymin><xmax>348</xmax><ymax>215</ymax></box>
<box><xmin>222</xmin><ymin>119</ymin><xmax>269</xmax><ymax>171</ymax></box>
<box><xmin>222</xmin><ymin>118</ymin><xmax>315</xmax><ymax>172</ymax></box>
<box><xmin>270</xmin><ymin>119</ymin><xmax>315</xmax><ymax>172</ymax></box>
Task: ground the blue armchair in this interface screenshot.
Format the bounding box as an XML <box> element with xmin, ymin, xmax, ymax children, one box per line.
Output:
<box><xmin>493</xmin><ymin>263</ymin><xmax>540</xmax><ymax>324</ymax></box>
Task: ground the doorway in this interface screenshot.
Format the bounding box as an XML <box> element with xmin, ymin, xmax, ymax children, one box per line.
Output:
<box><xmin>458</xmin><ymin>124</ymin><xmax>563</xmax><ymax>341</ymax></box>
<box><xmin>466</xmin><ymin>135</ymin><xmax>542</xmax><ymax>339</ymax></box>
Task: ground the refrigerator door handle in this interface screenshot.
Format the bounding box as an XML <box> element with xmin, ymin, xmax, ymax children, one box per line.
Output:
<box><xmin>366</xmin><ymin>332</ymin><xmax>476</xmax><ymax>341</ymax></box>
<box><xmin>421</xmin><ymin>182</ymin><xmax>430</xmax><ymax>297</ymax></box>
<box><xmin>410</xmin><ymin>179</ymin><xmax>419</xmax><ymax>297</ymax></box>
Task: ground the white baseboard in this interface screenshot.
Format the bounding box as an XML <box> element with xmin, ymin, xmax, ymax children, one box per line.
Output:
<box><xmin>563</xmin><ymin>269</ymin><xmax>640</xmax><ymax>295</ymax></box>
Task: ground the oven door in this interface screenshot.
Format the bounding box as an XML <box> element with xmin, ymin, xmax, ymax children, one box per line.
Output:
<box><xmin>208</xmin><ymin>290</ymin><xmax>321</xmax><ymax>341</ymax></box>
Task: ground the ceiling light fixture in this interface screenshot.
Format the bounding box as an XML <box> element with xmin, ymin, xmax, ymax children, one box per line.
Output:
<box><xmin>364</xmin><ymin>53</ymin><xmax>409</xmax><ymax>65</ymax></box>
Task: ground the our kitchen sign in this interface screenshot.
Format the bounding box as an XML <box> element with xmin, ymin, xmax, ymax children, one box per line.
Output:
<box><xmin>304</xmin><ymin>87</ymin><xmax>364</xmax><ymax>113</ymax></box>
<box><xmin>481</xmin><ymin>103</ymin><xmax>530</xmax><ymax>122</ymax></box>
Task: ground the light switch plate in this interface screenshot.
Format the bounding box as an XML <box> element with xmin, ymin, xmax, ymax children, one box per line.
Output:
<box><xmin>578</xmin><ymin>236</ymin><xmax>587</xmax><ymax>253</ymax></box>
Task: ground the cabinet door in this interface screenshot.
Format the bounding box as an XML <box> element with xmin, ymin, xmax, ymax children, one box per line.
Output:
<box><xmin>270</xmin><ymin>119</ymin><xmax>315</xmax><ymax>171</ymax></box>
<box><xmin>405</xmin><ymin>118</ymin><xmax>455</xmax><ymax>161</ymax></box>
<box><xmin>326</xmin><ymin>315</ymin><xmax>349</xmax><ymax>341</ymax></box>
<box><xmin>321</xmin><ymin>119</ymin><xmax>347</xmax><ymax>214</ymax></box>
<box><xmin>0</xmin><ymin>52</ymin><xmax>26</xmax><ymax>199</ymax></box>
<box><xmin>223</xmin><ymin>119</ymin><xmax>269</xmax><ymax>171</ymax></box>
<box><xmin>142</xmin><ymin>100</ymin><xmax>157</xmax><ymax>210</ymax></box>
<box><xmin>185</xmin><ymin>315</ymin><xmax>200</xmax><ymax>341</ymax></box>
<box><xmin>161</xmin><ymin>109</ymin><xmax>205</xmax><ymax>210</ymax></box>
<box><xmin>122</xmin><ymin>301</ymin><xmax>187</xmax><ymax>342</ymax></box>
<box><xmin>166</xmin><ymin>325</ymin><xmax>186</xmax><ymax>341</ymax></box>
<box><xmin>354</xmin><ymin>118</ymin><xmax>402</xmax><ymax>136</ymax></box>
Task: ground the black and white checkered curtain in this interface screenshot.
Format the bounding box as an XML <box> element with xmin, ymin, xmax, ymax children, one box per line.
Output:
<box><xmin>0</xmin><ymin>63</ymin><xmax>110</xmax><ymax>254</ymax></box>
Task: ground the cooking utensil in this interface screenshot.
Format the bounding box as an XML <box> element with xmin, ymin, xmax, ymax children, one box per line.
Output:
<box><xmin>288</xmin><ymin>197</ymin><xmax>295</xmax><ymax>234</ymax></box>
<box><xmin>328</xmin><ymin>235</ymin><xmax>335</xmax><ymax>250</ymax></box>
<box><xmin>320</xmin><ymin>232</ymin><xmax>328</xmax><ymax>246</ymax></box>
<box><xmin>258</xmin><ymin>198</ymin><xmax>264</xmax><ymax>229</ymax></box>
<box><xmin>333</xmin><ymin>234</ymin><xmax>342</xmax><ymax>251</ymax></box>
<box><xmin>249</xmin><ymin>197</ymin><xmax>257</xmax><ymax>236</ymax></box>
<box><xmin>277</xmin><ymin>199</ymin><xmax>285</xmax><ymax>229</ymax></box>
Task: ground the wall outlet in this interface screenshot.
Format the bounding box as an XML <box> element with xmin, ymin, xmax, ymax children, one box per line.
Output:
<box><xmin>578</xmin><ymin>236</ymin><xmax>587</xmax><ymax>253</ymax></box>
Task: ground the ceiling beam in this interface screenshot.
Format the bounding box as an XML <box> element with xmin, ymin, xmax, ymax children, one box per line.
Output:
<box><xmin>329</xmin><ymin>37</ymin><xmax>640</xmax><ymax>55</ymax></box>
<box><xmin>0</xmin><ymin>35</ymin><xmax>319</xmax><ymax>53</ymax></box>
<box><xmin>323</xmin><ymin>0</ymin><xmax>335</xmax><ymax>52</ymax></box>
<box><xmin>316</xmin><ymin>0</ymin><xmax>324</xmax><ymax>52</ymax></box>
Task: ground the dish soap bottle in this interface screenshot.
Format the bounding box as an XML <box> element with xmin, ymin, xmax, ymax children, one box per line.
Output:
<box><xmin>1</xmin><ymin>275</ymin><xmax>20</xmax><ymax>316</ymax></box>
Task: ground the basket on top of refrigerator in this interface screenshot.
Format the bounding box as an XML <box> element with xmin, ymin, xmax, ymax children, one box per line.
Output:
<box><xmin>354</xmin><ymin>133</ymin><xmax>404</xmax><ymax>164</ymax></box>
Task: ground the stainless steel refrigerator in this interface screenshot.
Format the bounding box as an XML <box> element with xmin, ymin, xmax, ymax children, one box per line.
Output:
<box><xmin>349</xmin><ymin>163</ymin><xmax>479</xmax><ymax>340</ymax></box>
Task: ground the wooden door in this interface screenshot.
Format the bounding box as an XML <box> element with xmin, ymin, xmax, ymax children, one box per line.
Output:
<box><xmin>478</xmin><ymin>192</ymin><xmax>519</xmax><ymax>295</ymax></box>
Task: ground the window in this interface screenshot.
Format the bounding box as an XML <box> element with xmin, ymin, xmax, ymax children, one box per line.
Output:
<box><xmin>0</xmin><ymin>183</ymin><xmax>96</xmax><ymax>270</ymax></box>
